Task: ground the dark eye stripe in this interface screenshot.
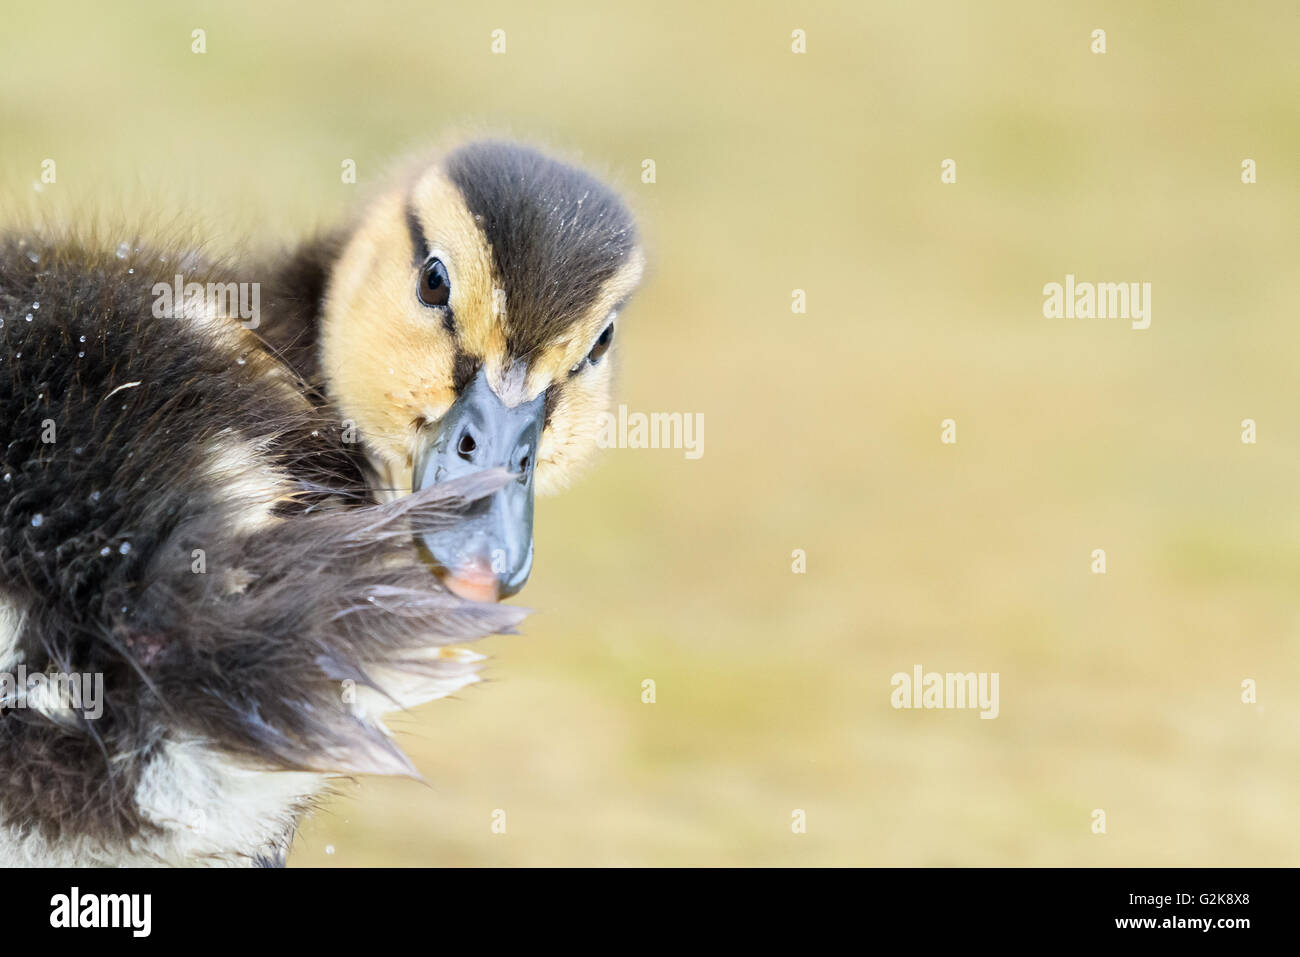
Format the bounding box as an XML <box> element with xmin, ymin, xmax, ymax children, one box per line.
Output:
<box><xmin>543</xmin><ymin>382</ymin><xmax>560</xmax><ymax>429</ymax></box>
<box><xmin>405</xmin><ymin>204</ymin><xmax>429</xmax><ymax>268</ymax></box>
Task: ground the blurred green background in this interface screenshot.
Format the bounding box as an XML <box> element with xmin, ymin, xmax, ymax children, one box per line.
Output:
<box><xmin>2</xmin><ymin>0</ymin><xmax>1299</xmax><ymax>865</ymax></box>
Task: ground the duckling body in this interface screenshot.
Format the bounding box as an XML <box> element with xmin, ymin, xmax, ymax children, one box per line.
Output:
<box><xmin>0</xmin><ymin>140</ymin><xmax>642</xmax><ymax>865</ymax></box>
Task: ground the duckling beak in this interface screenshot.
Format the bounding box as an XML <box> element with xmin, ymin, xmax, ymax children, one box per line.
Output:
<box><xmin>413</xmin><ymin>369</ymin><xmax>544</xmax><ymax>601</ymax></box>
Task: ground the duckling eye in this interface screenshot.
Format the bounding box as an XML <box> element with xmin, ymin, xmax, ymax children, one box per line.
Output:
<box><xmin>417</xmin><ymin>258</ymin><xmax>450</xmax><ymax>308</ymax></box>
<box><xmin>569</xmin><ymin>322</ymin><xmax>615</xmax><ymax>375</ymax></box>
<box><xmin>588</xmin><ymin>322</ymin><xmax>614</xmax><ymax>364</ymax></box>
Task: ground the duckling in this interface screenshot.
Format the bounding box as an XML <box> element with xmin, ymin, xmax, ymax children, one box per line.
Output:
<box><xmin>0</xmin><ymin>139</ymin><xmax>643</xmax><ymax>866</ymax></box>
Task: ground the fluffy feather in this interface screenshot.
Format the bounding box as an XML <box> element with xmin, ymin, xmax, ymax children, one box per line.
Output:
<box><xmin>0</xmin><ymin>232</ymin><xmax>520</xmax><ymax>863</ymax></box>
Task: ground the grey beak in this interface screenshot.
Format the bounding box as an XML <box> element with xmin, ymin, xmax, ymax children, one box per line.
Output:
<box><xmin>413</xmin><ymin>369</ymin><xmax>544</xmax><ymax>600</ymax></box>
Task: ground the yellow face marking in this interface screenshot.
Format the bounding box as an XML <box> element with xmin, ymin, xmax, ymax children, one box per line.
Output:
<box><xmin>407</xmin><ymin>166</ymin><xmax>503</xmax><ymax>361</ymax></box>
<box><xmin>320</xmin><ymin>167</ymin><xmax>497</xmax><ymax>491</ymax></box>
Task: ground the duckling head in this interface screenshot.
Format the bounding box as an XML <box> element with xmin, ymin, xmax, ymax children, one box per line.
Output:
<box><xmin>319</xmin><ymin>140</ymin><xmax>643</xmax><ymax>602</ymax></box>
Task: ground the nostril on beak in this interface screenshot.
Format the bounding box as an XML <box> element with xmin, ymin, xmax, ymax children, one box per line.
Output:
<box><xmin>512</xmin><ymin>444</ymin><xmax>532</xmax><ymax>478</ymax></box>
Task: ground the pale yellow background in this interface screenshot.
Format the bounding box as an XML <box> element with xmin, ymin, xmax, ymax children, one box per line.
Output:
<box><xmin>2</xmin><ymin>1</ymin><xmax>1298</xmax><ymax>865</ymax></box>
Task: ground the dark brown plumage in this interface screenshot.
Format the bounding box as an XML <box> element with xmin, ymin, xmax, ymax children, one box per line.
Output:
<box><xmin>0</xmin><ymin>234</ymin><xmax>522</xmax><ymax>864</ymax></box>
<box><xmin>445</xmin><ymin>140</ymin><xmax>638</xmax><ymax>360</ymax></box>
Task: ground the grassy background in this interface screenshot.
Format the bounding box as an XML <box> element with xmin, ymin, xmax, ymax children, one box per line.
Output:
<box><xmin>2</xmin><ymin>0</ymin><xmax>1299</xmax><ymax>865</ymax></box>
